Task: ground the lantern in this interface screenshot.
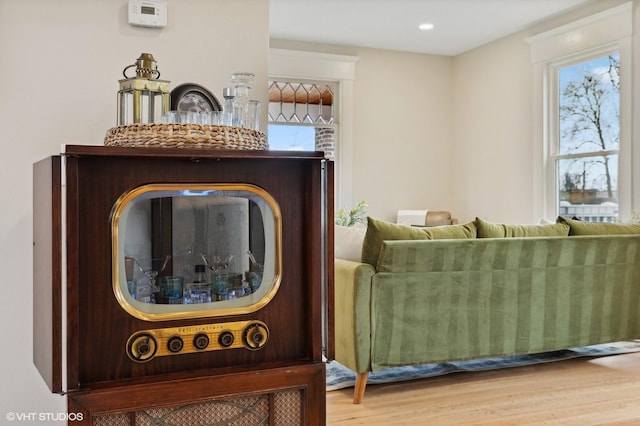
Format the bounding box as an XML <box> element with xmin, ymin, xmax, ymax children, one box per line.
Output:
<box><xmin>117</xmin><ymin>53</ymin><xmax>170</xmax><ymax>125</ymax></box>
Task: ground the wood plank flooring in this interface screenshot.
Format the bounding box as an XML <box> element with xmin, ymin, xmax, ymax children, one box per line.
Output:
<box><xmin>326</xmin><ymin>352</ymin><xmax>640</xmax><ymax>425</ymax></box>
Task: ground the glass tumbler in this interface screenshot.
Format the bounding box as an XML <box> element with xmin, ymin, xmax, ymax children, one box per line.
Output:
<box><xmin>158</xmin><ymin>276</ymin><xmax>184</xmax><ymax>304</ymax></box>
<box><xmin>247</xmin><ymin>100</ymin><xmax>261</xmax><ymax>131</ymax></box>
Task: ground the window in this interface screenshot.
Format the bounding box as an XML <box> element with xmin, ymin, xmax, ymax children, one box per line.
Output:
<box><xmin>527</xmin><ymin>3</ymin><xmax>632</xmax><ymax>222</ymax></box>
<box><xmin>554</xmin><ymin>52</ymin><xmax>620</xmax><ymax>222</ymax></box>
<box><xmin>268</xmin><ymin>48</ymin><xmax>357</xmax><ymax>208</ymax></box>
<box><xmin>267</xmin><ymin>80</ymin><xmax>337</xmax><ymax>159</ymax></box>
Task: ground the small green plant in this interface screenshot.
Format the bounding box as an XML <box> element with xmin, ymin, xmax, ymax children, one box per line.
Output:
<box><xmin>335</xmin><ymin>200</ymin><xmax>368</xmax><ymax>227</ymax></box>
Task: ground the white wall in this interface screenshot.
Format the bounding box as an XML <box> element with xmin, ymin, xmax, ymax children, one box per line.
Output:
<box><xmin>451</xmin><ymin>33</ymin><xmax>534</xmax><ymax>224</ymax></box>
<box><xmin>352</xmin><ymin>49</ymin><xmax>453</xmax><ymax>221</ymax></box>
<box><xmin>270</xmin><ymin>40</ymin><xmax>455</xmax><ymax>223</ymax></box>
<box><xmin>0</xmin><ymin>0</ymin><xmax>268</xmax><ymax>422</ymax></box>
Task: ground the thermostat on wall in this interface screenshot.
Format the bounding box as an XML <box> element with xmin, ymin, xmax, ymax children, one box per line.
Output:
<box><xmin>129</xmin><ymin>0</ymin><xmax>167</xmax><ymax>28</ymax></box>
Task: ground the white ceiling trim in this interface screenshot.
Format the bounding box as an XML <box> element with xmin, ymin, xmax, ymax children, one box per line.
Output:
<box><xmin>269</xmin><ymin>48</ymin><xmax>358</xmax><ymax>81</ymax></box>
<box><xmin>527</xmin><ymin>2</ymin><xmax>632</xmax><ymax>63</ymax></box>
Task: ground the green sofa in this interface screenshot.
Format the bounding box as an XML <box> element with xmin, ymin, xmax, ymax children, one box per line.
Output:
<box><xmin>334</xmin><ymin>217</ymin><xmax>640</xmax><ymax>403</ymax></box>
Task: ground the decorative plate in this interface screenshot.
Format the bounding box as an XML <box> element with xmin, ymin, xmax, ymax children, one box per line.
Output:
<box><xmin>170</xmin><ymin>83</ymin><xmax>222</xmax><ymax>112</ymax></box>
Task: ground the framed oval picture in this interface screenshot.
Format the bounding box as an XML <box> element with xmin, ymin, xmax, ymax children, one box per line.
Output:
<box><xmin>170</xmin><ymin>83</ymin><xmax>222</xmax><ymax>112</ymax></box>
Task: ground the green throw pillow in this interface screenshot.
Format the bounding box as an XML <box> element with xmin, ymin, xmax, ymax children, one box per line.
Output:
<box><xmin>475</xmin><ymin>217</ymin><xmax>570</xmax><ymax>238</ymax></box>
<box><xmin>361</xmin><ymin>217</ymin><xmax>476</xmax><ymax>266</ymax></box>
<box><xmin>557</xmin><ymin>216</ymin><xmax>640</xmax><ymax>235</ymax></box>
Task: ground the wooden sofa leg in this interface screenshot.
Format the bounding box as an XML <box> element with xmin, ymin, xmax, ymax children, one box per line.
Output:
<box><xmin>353</xmin><ymin>372</ymin><xmax>369</xmax><ymax>404</ymax></box>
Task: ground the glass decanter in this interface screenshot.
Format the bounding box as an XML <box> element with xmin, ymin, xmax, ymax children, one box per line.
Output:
<box><xmin>230</xmin><ymin>72</ymin><xmax>255</xmax><ymax>128</ymax></box>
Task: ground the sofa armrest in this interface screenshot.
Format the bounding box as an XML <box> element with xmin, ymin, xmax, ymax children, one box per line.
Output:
<box><xmin>334</xmin><ymin>259</ymin><xmax>375</xmax><ymax>373</ymax></box>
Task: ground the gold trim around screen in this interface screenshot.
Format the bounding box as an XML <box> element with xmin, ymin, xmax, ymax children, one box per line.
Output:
<box><xmin>110</xmin><ymin>183</ymin><xmax>282</xmax><ymax>322</ymax></box>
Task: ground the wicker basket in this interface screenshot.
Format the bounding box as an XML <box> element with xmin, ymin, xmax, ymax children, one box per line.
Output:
<box><xmin>104</xmin><ymin>123</ymin><xmax>268</xmax><ymax>150</ymax></box>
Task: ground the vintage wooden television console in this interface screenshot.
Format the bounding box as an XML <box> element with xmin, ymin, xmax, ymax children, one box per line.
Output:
<box><xmin>33</xmin><ymin>145</ymin><xmax>334</xmax><ymax>425</ymax></box>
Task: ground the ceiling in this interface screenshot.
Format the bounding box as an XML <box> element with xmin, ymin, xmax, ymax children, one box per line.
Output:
<box><xmin>269</xmin><ymin>0</ymin><xmax>595</xmax><ymax>56</ymax></box>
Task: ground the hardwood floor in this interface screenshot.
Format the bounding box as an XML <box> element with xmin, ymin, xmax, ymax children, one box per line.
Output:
<box><xmin>326</xmin><ymin>352</ymin><xmax>640</xmax><ymax>425</ymax></box>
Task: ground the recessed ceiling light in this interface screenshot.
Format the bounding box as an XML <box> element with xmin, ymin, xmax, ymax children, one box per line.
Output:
<box><xmin>419</xmin><ymin>23</ymin><xmax>434</xmax><ymax>31</ymax></box>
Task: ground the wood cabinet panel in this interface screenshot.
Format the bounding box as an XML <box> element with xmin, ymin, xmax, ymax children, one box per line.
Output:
<box><xmin>33</xmin><ymin>146</ymin><xmax>333</xmax><ymax>424</ymax></box>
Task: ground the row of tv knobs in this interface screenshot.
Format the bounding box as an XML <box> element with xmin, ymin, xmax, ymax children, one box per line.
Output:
<box><xmin>127</xmin><ymin>321</ymin><xmax>269</xmax><ymax>362</ymax></box>
<box><xmin>166</xmin><ymin>330</ymin><xmax>238</xmax><ymax>353</ymax></box>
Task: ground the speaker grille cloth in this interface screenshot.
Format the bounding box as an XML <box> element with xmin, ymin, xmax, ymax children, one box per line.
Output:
<box><xmin>92</xmin><ymin>390</ymin><xmax>303</xmax><ymax>425</ymax></box>
<box><xmin>93</xmin><ymin>413</ymin><xmax>130</xmax><ymax>426</ymax></box>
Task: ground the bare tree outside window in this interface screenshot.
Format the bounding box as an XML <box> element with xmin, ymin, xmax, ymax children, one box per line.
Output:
<box><xmin>556</xmin><ymin>53</ymin><xmax>619</xmax><ymax>222</ymax></box>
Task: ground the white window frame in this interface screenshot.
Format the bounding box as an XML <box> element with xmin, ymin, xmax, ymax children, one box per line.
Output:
<box><xmin>527</xmin><ymin>3</ymin><xmax>632</xmax><ymax>221</ymax></box>
<box><xmin>268</xmin><ymin>48</ymin><xmax>358</xmax><ymax>209</ymax></box>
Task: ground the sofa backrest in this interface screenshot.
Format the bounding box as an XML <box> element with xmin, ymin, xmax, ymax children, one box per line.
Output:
<box><xmin>368</xmin><ymin>235</ymin><xmax>640</xmax><ymax>370</ymax></box>
<box><xmin>376</xmin><ymin>235</ymin><xmax>640</xmax><ymax>274</ymax></box>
